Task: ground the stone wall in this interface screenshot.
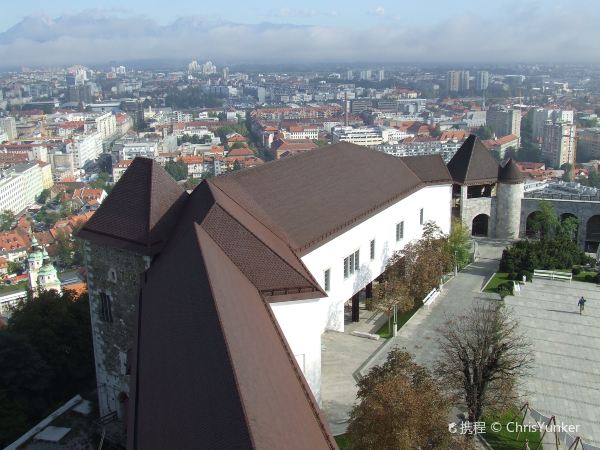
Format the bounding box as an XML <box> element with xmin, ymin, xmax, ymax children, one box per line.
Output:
<box><xmin>520</xmin><ymin>198</ymin><xmax>600</xmax><ymax>248</ymax></box>
<box><xmin>84</xmin><ymin>241</ymin><xmax>149</xmax><ymax>420</ymax></box>
<box><xmin>496</xmin><ymin>183</ymin><xmax>524</xmax><ymax>239</ymax></box>
<box><xmin>461</xmin><ymin>194</ymin><xmax>497</xmax><ymax>238</ymax></box>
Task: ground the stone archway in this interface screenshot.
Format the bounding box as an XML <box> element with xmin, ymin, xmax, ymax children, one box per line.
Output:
<box><xmin>472</xmin><ymin>214</ymin><xmax>489</xmax><ymax>237</ymax></box>
<box><xmin>525</xmin><ymin>211</ymin><xmax>541</xmax><ymax>237</ymax></box>
<box><xmin>585</xmin><ymin>215</ymin><xmax>600</xmax><ymax>252</ymax></box>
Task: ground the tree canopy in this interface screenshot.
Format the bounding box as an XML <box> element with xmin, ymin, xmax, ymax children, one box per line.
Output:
<box><xmin>164</xmin><ymin>160</ymin><xmax>188</xmax><ymax>181</ymax></box>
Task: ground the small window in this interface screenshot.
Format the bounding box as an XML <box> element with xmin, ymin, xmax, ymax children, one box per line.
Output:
<box><xmin>420</xmin><ymin>208</ymin><xmax>424</xmax><ymax>225</ymax></box>
<box><xmin>370</xmin><ymin>239</ymin><xmax>375</xmax><ymax>260</ymax></box>
<box><xmin>324</xmin><ymin>269</ymin><xmax>331</xmax><ymax>291</ymax></box>
<box><xmin>108</xmin><ymin>268</ymin><xmax>117</xmax><ymax>282</ymax></box>
<box><xmin>396</xmin><ymin>221</ymin><xmax>404</xmax><ymax>241</ymax></box>
<box><xmin>343</xmin><ymin>250</ymin><xmax>360</xmax><ymax>278</ymax></box>
<box><xmin>99</xmin><ymin>292</ymin><xmax>113</xmax><ymax>323</ymax></box>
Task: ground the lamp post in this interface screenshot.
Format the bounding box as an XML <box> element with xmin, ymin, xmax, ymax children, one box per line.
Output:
<box><xmin>454</xmin><ymin>250</ymin><xmax>458</xmax><ymax>276</ymax></box>
<box><xmin>392</xmin><ymin>304</ymin><xmax>398</xmax><ymax>337</ymax></box>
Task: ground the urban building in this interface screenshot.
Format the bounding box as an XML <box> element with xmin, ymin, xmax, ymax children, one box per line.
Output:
<box><xmin>532</xmin><ymin>108</ymin><xmax>574</xmax><ymax>142</ymax></box>
<box><xmin>486</xmin><ymin>107</ymin><xmax>521</xmax><ymax>138</ymax></box>
<box><xmin>67</xmin><ymin>132</ymin><xmax>103</xmax><ymax>169</ymax></box>
<box><xmin>27</xmin><ymin>237</ymin><xmax>62</xmax><ymax>294</ymax></box>
<box><xmin>0</xmin><ymin>117</ymin><xmax>17</xmax><ymax>141</ymax></box>
<box><xmin>0</xmin><ymin>162</ymin><xmax>45</xmax><ymax>214</ymax></box>
<box><xmin>541</xmin><ymin>121</ymin><xmax>576</xmax><ymax>167</ymax></box>
<box><xmin>578</xmin><ymin>128</ymin><xmax>600</xmax><ymax>160</ymax></box>
<box><xmin>331</xmin><ymin>126</ymin><xmax>383</xmax><ymax>146</ymax></box>
<box><xmin>475</xmin><ymin>71</ymin><xmax>489</xmax><ymax>91</ymax></box>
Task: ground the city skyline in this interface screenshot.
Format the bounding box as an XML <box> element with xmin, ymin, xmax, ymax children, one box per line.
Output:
<box><xmin>1</xmin><ymin>1</ymin><xmax>600</xmax><ymax>68</ymax></box>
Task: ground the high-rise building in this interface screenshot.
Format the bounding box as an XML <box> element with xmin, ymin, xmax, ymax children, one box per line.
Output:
<box><xmin>476</xmin><ymin>71</ymin><xmax>489</xmax><ymax>91</ymax></box>
<box><xmin>447</xmin><ymin>71</ymin><xmax>460</xmax><ymax>92</ymax></box>
<box><xmin>0</xmin><ymin>117</ymin><xmax>17</xmax><ymax>141</ymax></box>
<box><xmin>531</xmin><ymin>108</ymin><xmax>574</xmax><ymax>142</ymax></box>
<box><xmin>360</xmin><ymin>70</ymin><xmax>372</xmax><ymax>81</ymax></box>
<box><xmin>346</xmin><ymin>69</ymin><xmax>353</xmax><ymax>80</ymax></box>
<box><xmin>377</xmin><ymin>69</ymin><xmax>385</xmax><ymax>82</ymax></box>
<box><xmin>486</xmin><ymin>107</ymin><xmax>521</xmax><ymax>138</ymax></box>
<box><xmin>578</xmin><ymin>128</ymin><xmax>600</xmax><ymax>161</ymax></box>
<box><xmin>459</xmin><ymin>71</ymin><xmax>470</xmax><ymax>91</ymax></box>
<box><xmin>542</xmin><ymin>121</ymin><xmax>576</xmax><ymax>167</ymax></box>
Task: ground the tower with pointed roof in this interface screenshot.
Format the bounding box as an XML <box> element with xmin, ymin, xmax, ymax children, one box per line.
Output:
<box><xmin>77</xmin><ymin>157</ymin><xmax>188</xmax><ymax>426</ymax></box>
<box><xmin>447</xmin><ymin>135</ymin><xmax>524</xmax><ymax>238</ymax></box>
<box><xmin>37</xmin><ymin>248</ymin><xmax>62</xmax><ymax>294</ymax></box>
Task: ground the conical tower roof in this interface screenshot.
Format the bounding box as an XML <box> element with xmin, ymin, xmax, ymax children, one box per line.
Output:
<box><xmin>498</xmin><ymin>158</ymin><xmax>523</xmax><ymax>184</ymax></box>
<box><xmin>447</xmin><ymin>135</ymin><xmax>500</xmax><ymax>185</ymax></box>
<box><xmin>78</xmin><ymin>157</ymin><xmax>189</xmax><ymax>256</ymax></box>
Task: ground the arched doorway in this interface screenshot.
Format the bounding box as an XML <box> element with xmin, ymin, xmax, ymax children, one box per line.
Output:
<box><xmin>560</xmin><ymin>213</ymin><xmax>579</xmax><ymax>241</ymax></box>
<box><xmin>525</xmin><ymin>211</ymin><xmax>541</xmax><ymax>237</ymax></box>
<box><xmin>585</xmin><ymin>215</ymin><xmax>600</xmax><ymax>252</ymax></box>
<box><xmin>472</xmin><ymin>214</ymin><xmax>489</xmax><ymax>237</ymax></box>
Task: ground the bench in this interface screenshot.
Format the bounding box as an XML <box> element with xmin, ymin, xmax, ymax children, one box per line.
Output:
<box><xmin>533</xmin><ymin>269</ymin><xmax>572</xmax><ymax>283</ymax></box>
<box><xmin>423</xmin><ymin>288</ymin><xmax>440</xmax><ymax>308</ymax></box>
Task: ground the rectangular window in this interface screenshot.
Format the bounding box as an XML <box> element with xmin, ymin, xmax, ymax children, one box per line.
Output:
<box><xmin>343</xmin><ymin>250</ymin><xmax>360</xmax><ymax>278</ymax></box>
<box><xmin>99</xmin><ymin>292</ymin><xmax>113</xmax><ymax>323</ymax></box>
<box><xmin>396</xmin><ymin>221</ymin><xmax>404</xmax><ymax>241</ymax></box>
<box><xmin>370</xmin><ymin>239</ymin><xmax>375</xmax><ymax>260</ymax></box>
<box><xmin>324</xmin><ymin>269</ymin><xmax>331</xmax><ymax>291</ymax></box>
<box><xmin>420</xmin><ymin>208</ymin><xmax>424</xmax><ymax>225</ymax></box>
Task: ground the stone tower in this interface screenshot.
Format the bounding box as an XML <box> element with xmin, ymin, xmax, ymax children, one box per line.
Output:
<box><xmin>27</xmin><ymin>236</ymin><xmax>44</xmax><ymax>291</ymax></box>
<box><xmin>77</xmin><ymin>158</ymin><xmax>188</xmax><ymax>426</ymax></box>
<box><xmin>37</xmin><ymin>248</ymin><xmax>62</xmax><ymax>294</ymax></box>
<box><xmin>495</xmin><ymin>159</ymin><xmax>524</xmax><ymax>239</ymax></box>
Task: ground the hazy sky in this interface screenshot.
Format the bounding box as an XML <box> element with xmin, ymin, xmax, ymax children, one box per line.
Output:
<box><xmin>1</xmin><ymin>0</ymin><xmax>599</xmax><ymax>67</ymax></box>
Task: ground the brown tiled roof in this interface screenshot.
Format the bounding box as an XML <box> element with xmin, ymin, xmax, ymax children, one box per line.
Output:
<box><xmin>77</xmin><ymin>158</ymin><xmax>188</xmax><ymax>256</ymax></box>
<box><xmin>447</xmin><ymin>134</ymin><xmax>499</xmax><ymax>185</ymax></box>
<box><xmin>401</xmin><ymin>154</ymin><xmax>453</xmax><ymax>184</ymax></box>
<box><xmin>211</xmin><ymin>142</ymin><xmax>450</xmax><ymax>254</ymax></box>
<box><xmin>498</xmin><ymin>158</ymin><xmax>523</xmax><ymax>184</ymax></box>
<box><xmin>127</xmin><ymin>201</ymin><xmax>336</xmax><ymax>449</ymax></box>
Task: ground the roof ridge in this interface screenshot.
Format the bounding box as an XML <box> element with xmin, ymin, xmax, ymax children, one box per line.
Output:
<box><xmin>146</xmin><ymin>159</ymin><xmax>154</xmax><ymax>248</ymax></box>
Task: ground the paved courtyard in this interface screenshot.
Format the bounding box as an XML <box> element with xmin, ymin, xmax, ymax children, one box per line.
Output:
<box><xmin>321</xmin><ymin>238</ymin><xmax>507</xmax><ymax>435</ymax></box>
<box><xmin>505</xmin><ymin>278</ymin><xmax>600</xmax><ymax>446</ymax></box>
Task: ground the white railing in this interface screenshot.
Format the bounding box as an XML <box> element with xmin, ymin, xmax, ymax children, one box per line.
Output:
<box><xmin>533</xmin><ymin>269</ymin><xmax>572</xmax><ymax>283</ymax></box>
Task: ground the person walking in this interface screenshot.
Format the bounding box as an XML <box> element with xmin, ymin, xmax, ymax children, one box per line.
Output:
<box><xmin>578</xmin><ymin>296</ymin><xmax>586</xmax><ymax>315</ymax></box>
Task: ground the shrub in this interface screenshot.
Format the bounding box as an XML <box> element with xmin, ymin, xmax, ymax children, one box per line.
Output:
<box><xmin>518</xmin><ymin>270</ymin><xmax>532</xmax><ymax>282</ymax></box>
<box><xmin>508</xmin><ymin>272</ymin><xmax>518</xmax><ymax>281</ymax></box>
<box><xmin>572</xmin><ymin>267</ymin><xmax>581</xmax><ymax>276</ymax></box>
<box><xmin>498</xmin><ymin>281</ymin><xmax>514</xmax><ymax>294</ymax></box>
<box><xmin>585</xmin><ymin>274</ymin><xmax>596</xmax><ymax>282</ymax></box>
<box><xmin>595</xmin><ymin>274</ymin><xmax>600</xmax><ymax>284</ymax></box>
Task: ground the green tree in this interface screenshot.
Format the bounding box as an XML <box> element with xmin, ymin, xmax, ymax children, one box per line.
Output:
<box><xmin>96</xmin><ymin>153</ymin><xmax>113</xmax><ymax>174</ymax></box>
<box><xmin>0</xmin><ymin>210</ymin><xmax>15</xmax><ymax>232</ymax></box>
<box><xmin>55</xmin><ymin>231</ymin><xmax>73</xmax><ymax>267</ymax></box>
<box><xmin>445</xmin><ymin>218</ymin><xmax>471</xmax><ymax>270</ymax></box>
<box><xmin>372</xmin><ymin>277</ymin><xmax>413</xmax><ymax>336</ymax></box>
<box><xmin>7</xmin><ymin>291</ymin><xmax>95</xmax><ymax>401</ymax></box>
<box><xmin>164</xmin><ymin>161</ymin><xmax>188</xmax><ymax>181</ymax></box>
<box><xmin>36</xmin><ymin>189</ymin><xmax>51</xmax><ymax>204</ymax></box>
<box><xmin>7</xmin><ymin>261</ymin><xmax>23</xmax><ymax>275</ymax></box>
<box><xmin>232</xmin><ymin>160</ymin><xmax>242</xmax><ymax>171</ymax></box>
<box><xmin>561</xmin><ymin>163</ymin><xmax>573</xmax><ymax>182</ymax></box>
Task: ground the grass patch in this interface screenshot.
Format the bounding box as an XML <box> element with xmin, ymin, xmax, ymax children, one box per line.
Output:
<box><xmin>483</xmin><ymin>272</ymin><xmax>509</xmax><ymax>293</ymax></box>
<box><xmin>334</xmin><ymin>434</ymin><xmax>350</xmax><ymax>449</ymax></box>
<box><xmin>0</xmin><ymin>281</ymin><xmax>28</xmax><ymax>294</ymax></box>
<box><xmin>376</xmin><ymin>307</ymin><xmax>418</xmax><ymax>339</ymax></box>
<box><xmin>573</xmin><ymin>271</ymin><xmax>598</xmax><ymax>283</ymax></box>
<box><xmin>483</xmin><ymin>409</ymin><xmax>543</xmax><ymax>450</ymax></box>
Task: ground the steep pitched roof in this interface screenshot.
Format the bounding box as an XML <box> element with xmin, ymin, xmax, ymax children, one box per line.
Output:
<box><xmin>447</xmin><ymin>134</ymin><xmax>500</xmax><ymax>185</ymax></box>
<box><xmin>498</xmin><ymin>158</ymin><xmax>524</xmax><ymax>184</ymax></box>
<box><xmin>210</xmin><ymin>142</ymin><xmax>451</xmax><ymax>254</ymax></box>
<box><xmin>77</xmin><ymin>157</ymin><xmax>188</xmax><ymax>256</ymax></box>
<box><xmin>127</xmin><ymin>196</ymin><xmax>336</xmax><ymax>450</ymax></box>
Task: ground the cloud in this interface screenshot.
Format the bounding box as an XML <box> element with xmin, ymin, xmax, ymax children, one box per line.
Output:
<box><xmin>372</xmin><ymin>6</ymin><xmax>386</xmax><ymax>17</ymax></box>
<box><xmin>271</xmin><ymin>8</ymin><xmax>338</xmax><ymax>18</ymax></box>
<box><xmin>0</xmin><ymin>8</ymin><xmax>599</xmax><ymax>67</ymax></box>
